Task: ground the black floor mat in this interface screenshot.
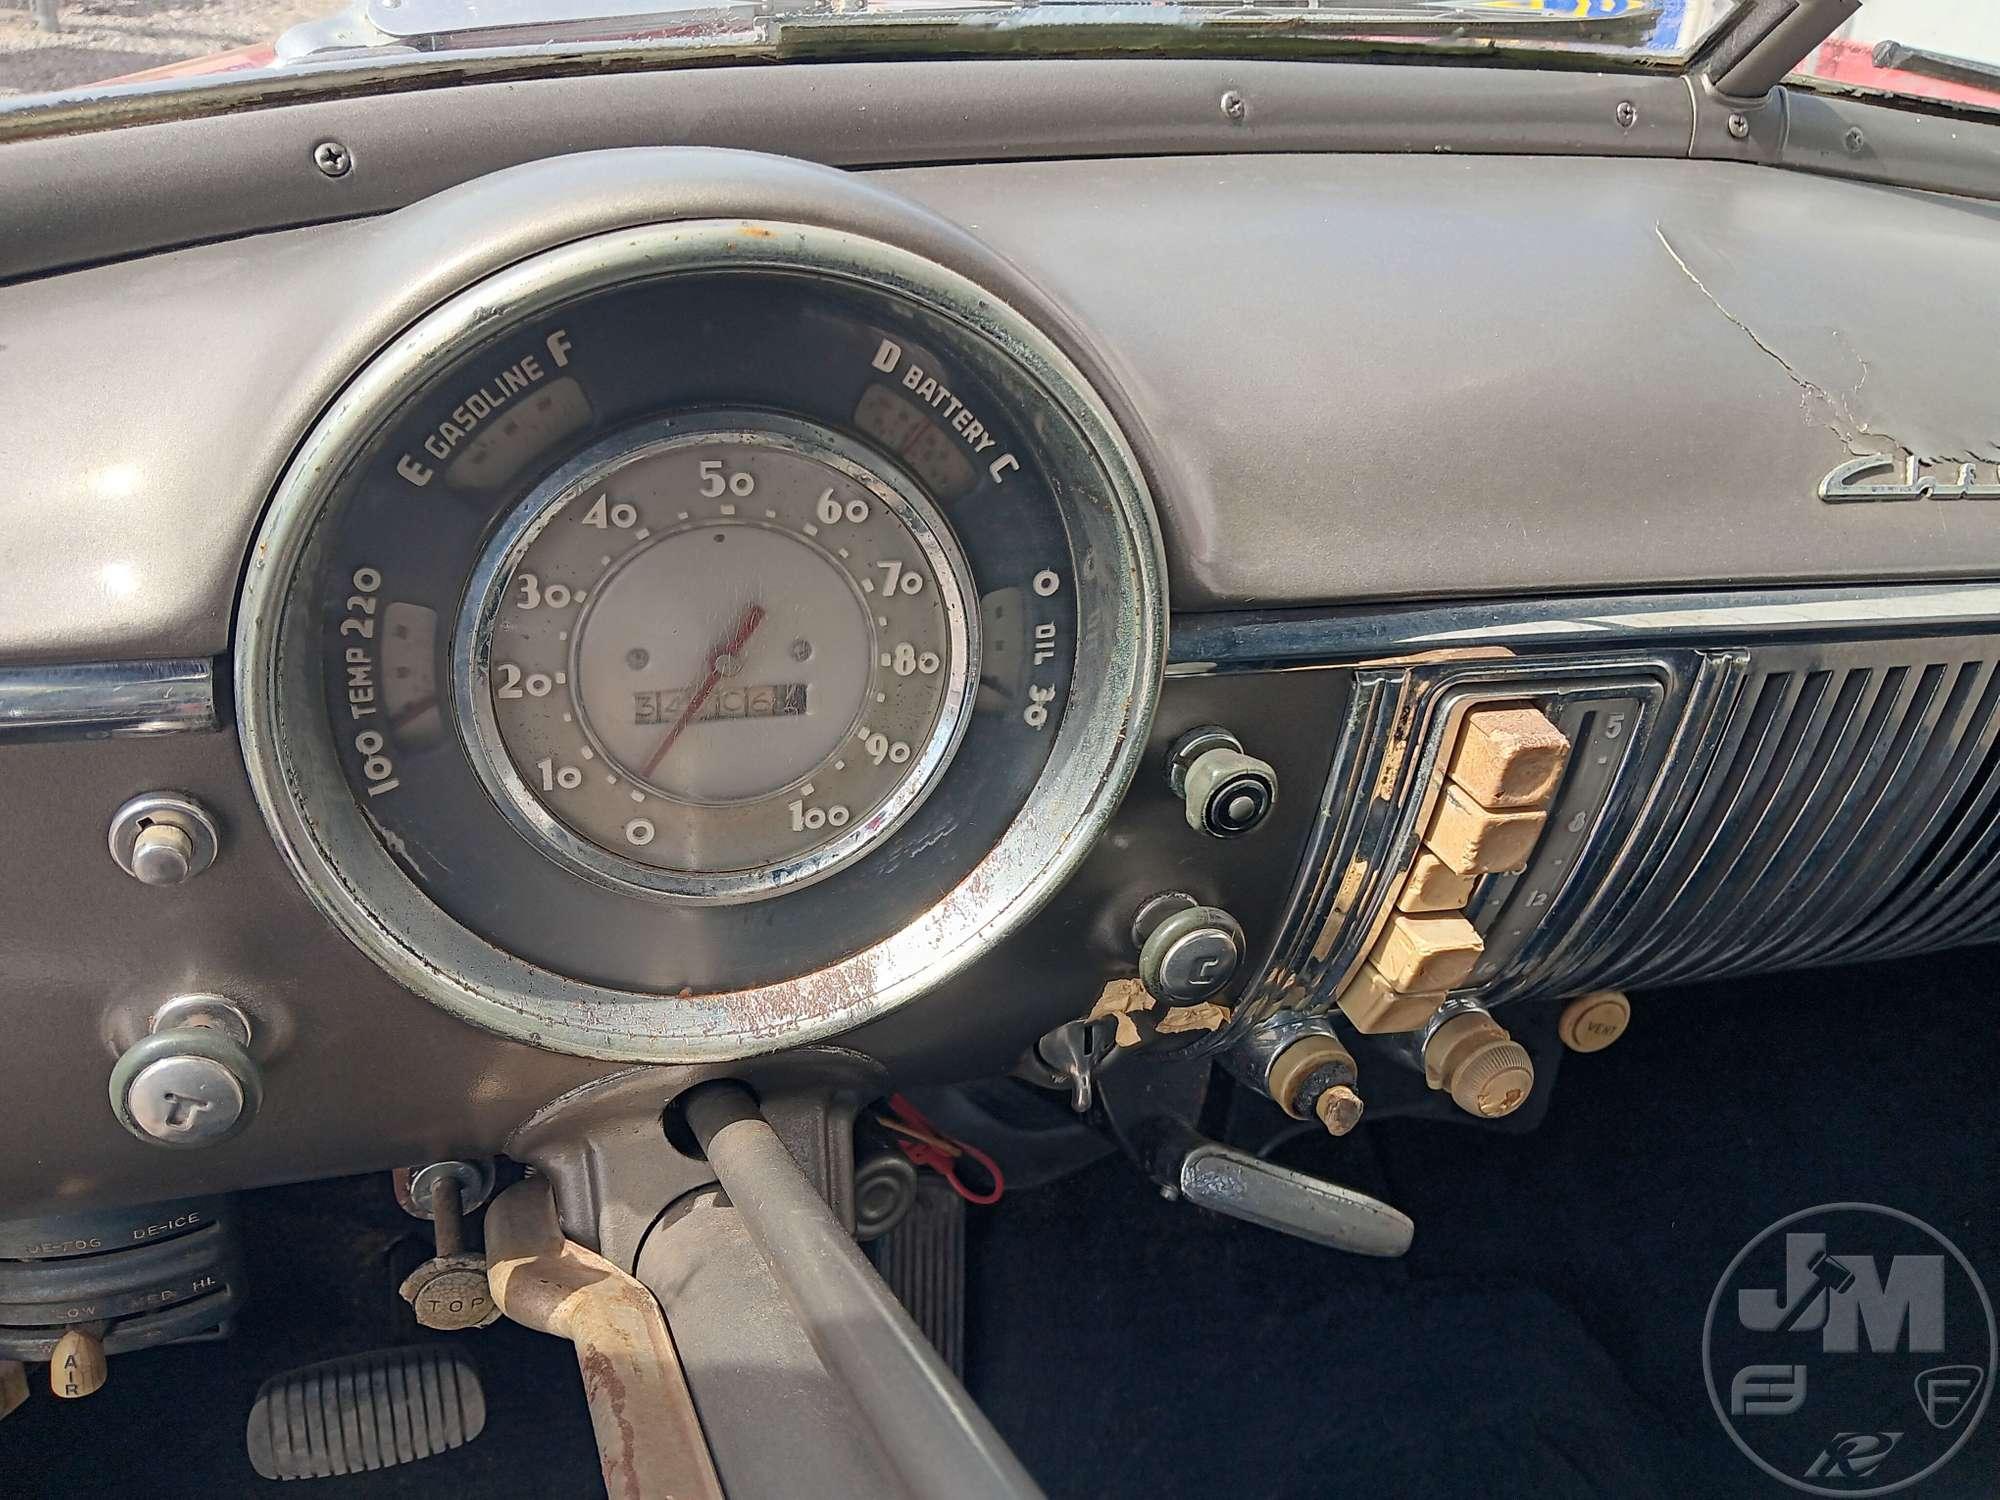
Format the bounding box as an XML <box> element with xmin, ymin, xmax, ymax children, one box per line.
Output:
<box><xmin>965</xmin><ymin>951</ymin><xmax>2000</xmax><ymax>1499</ymax></box>
<box><xmin>0</xmin><ymin>1176</ymin><xmax>603</xmax><ymax>1499</ymax></box>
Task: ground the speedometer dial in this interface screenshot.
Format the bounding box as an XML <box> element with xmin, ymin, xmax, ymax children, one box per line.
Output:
<box><xmin>460</xmin><ymin>416</ymin><xmax>976</xmax><ymax>902</ymax></box>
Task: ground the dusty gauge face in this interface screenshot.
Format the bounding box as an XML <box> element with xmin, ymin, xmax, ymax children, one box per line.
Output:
<box><xmin>462</xmin><ymin>419</ymin><xmax>977</xmax><ymax>902</ymax></box>
<box><xmin>237</xmin><ymin>216</ymin><xmax>1163</xmax><ymax>1061</ymax></box>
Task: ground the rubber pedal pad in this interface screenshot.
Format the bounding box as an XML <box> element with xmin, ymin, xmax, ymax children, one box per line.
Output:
<box><xmin>246</xmin><ymin>1344</ymin><xmax>485</xmax><ymax>1480</ymax></box>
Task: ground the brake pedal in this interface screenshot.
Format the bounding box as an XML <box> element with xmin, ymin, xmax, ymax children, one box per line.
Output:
<box><xmin>246</xmin><ymin>1345</ymin><xmax>486</xmax><ymax>1480</ymax></box>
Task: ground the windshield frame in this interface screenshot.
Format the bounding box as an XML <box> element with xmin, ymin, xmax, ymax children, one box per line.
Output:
<box><xmin>0</xmin><ymin>0</ymin><xmax>1734</xmax><ymax>143</ymax></box>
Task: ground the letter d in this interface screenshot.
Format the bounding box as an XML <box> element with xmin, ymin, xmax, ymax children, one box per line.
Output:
<box><xmin>872</xmin><ymin>339</ymin><xmax>902</xmax><ymax>373</ymax></box>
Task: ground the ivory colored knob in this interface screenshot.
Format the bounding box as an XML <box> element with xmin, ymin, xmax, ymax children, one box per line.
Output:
<box><xmin>1447</xmin><ymin>704</ymin><xmax>1571</xmax><ymax>809</ymax></box>
<box><xmin>1315</xmin><ymin>1085</ymin><xmax>1365</xmax><ymax>1138</ymax></box>
<box><xmin>50</xmin><ymin>1329</ymin><xmax>106</xmax><ymax>1399</ymax></box>
<box><xmin>1424</xmin><ymin>1011</ymin><xmax>1534</xmax><ymax>1119</ymax></box>
<box><xmin>1559</xmin><ymin>991</ymin><xmax>1632</xmax><ymax>1053</ymax></box>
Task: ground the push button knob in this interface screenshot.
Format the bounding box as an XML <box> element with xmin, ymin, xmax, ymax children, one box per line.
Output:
<box><xmin>109</xmin><ymin>997</ymin><xmax>260</xmax><ymax>1148</ymax></box>
<box><xmin>128</xmin><ymin>822</ymin><xmax>195</xmax><ymax>886</ymax></box>
<box><xmin>108</xmin><ymin>792</ymin><xmax>219</xmax><ymax>887</ymax></box>
<box><xmin>1168</xmin><ymin>726</ymin><xmax>1277</xmax><ymax>838</ymax></box>
<box><xmin>1133</xmin><ymin>893</ymin><xmax>1246</xmax><ymax>1005</ymax></box>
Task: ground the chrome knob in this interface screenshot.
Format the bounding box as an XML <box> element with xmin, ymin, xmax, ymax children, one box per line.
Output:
<box><xmin>108</xmin><ymin>792</ymin><xmax>219</xmax><ymax>886</ymax></box>
<box><xmin>1134</xmin><ymin>894</ymin><xmax>1245</xmax><ymax>1005</ymax></box>
<box><xmin>1168</xmin><ymin>726</ymin><xmax>1276</xmax><ymax>838</ymax></box>
<box><xmin>128</xmin><ymin>822</ymin><xmax>195</xmax><ymax>886</ymax></box>
<box><xmin>109</xmin><ymin>999</ymin><xmax>260</xmax><ymax>1148</ymax></box>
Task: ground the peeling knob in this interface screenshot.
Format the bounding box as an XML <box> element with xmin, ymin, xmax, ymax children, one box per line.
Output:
<box><xmin>1423</xmin><ymin>1008</ymin><xmax>1534</xmax><ymax>1119</ymax></box>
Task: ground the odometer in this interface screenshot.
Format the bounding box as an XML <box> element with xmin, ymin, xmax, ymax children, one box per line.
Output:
<box><xmin>459</xmin><ymin>417</ymin><xmax>975</xmax><ymax>901</ymax></box>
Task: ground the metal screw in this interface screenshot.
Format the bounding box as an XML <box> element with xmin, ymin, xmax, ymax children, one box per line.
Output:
<box><xmin>1614</xmin><ymin>101</ymin><xmax>1637</xmax><ymax>129</ymax></box>
<box><xmin>1844</xmin><ymin>125</ymin><xmax>1866</xmax><ymax>154</ymax></box>
<box><xmin>313</xmin><ymin>141</ymin><xmax>351</xmax><ymax>178</ymax></box>
<box><xmin>1220</xmin><ymin>90</ymin><xmax>1247</xmax><ymax>125</ymax></box>
<box><xmin>1726</xmin><ymin>112</ymin><xmax>1750</xmax><ymax>141</ymax></box>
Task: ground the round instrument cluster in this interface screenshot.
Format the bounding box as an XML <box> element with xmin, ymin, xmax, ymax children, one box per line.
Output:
<box><xmin>238</xmin><ymin>211</ymin><xmax>1161</xmax><ymax>1061</ymax></box>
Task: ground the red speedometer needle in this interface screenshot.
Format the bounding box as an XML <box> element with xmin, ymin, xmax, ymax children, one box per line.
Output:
<box><xmin>640</xmin><ymin>603</ymin><xmax>767</xmax><ymax>780</ymax></box>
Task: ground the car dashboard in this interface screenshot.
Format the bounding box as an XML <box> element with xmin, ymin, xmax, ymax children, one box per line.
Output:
<box><xmin>2</xmin><ymin>37</ymin><xmax>1999</xmax><ymax>1493</ymax></box>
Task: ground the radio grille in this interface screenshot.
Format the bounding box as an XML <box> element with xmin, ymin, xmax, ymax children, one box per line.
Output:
<box><xmin>1210</xmin><ymin>589</ymin><xmax>2000</xmax><ymax>1050</ymax></box>
<box><xmin>1517</xmin><ymin>639</ymin><xmax>2000</xmax><ymax>997</ymax></box>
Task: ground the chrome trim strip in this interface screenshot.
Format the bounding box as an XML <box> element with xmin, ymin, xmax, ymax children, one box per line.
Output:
<box><xmin>0</xmin><ymin>659</ymin><xmax>217</xmax><ymax>742</ymax></box>
<box><xmin>1167</xmin><ymin>581</ymin><xmax>2000</xmax><ymax>670</ymax></box>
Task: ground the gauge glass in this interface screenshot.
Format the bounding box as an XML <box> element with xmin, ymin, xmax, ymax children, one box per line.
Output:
<box><xmin>461</xmin><ymin>419</ymin><xmax>976</xmax><ymax>901</ymax></box>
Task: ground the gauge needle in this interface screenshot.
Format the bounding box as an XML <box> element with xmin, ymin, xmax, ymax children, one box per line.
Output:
<box><xmin>641</xmin><ymin>603</ymin><xmax>767</xmax><ymax>780</ymax></box>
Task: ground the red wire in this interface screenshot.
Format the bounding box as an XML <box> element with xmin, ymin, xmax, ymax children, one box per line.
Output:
<box><xmin>884</xmin><ymin>1093</ymin><xmax>1005</xmax><ymax>1205</ymax></box>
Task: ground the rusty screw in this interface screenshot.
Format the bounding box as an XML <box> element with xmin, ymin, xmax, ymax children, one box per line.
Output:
<box><xmin>1220</xmin><ymin>90</ymin><xmax>1247</xmax><ymax>125</ymax></box>
<box><xmin>1614</xmin><ymin>101</ymin><xmax>1637</xmax><ymax>129</ymax></box>
<box><xmin>313</xmin><ymin>141</ymin><xmax>352</xmax><ymax>178</ymax></box>
<box><xmin>1726</xmin><ymin>112</ymin><xmax>1750</xmax><ymax>141</ymax></box>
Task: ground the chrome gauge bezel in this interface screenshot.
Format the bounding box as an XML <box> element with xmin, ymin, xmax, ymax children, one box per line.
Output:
<box><xmin>455</xmin><ymin>414</ymin><xmax>979</xmax><ymax>905</ymax></box>
<box><xmin>237</xmin><ymin>217</ymin><xmax>1165</xmax><ymax>1063</ymax></box>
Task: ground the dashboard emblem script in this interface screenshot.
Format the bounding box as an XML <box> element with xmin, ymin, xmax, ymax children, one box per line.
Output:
<box><xmin>1819</xmin><ymin>454</ymin><xmax>2000</xmax><ymax>503</ymax></box>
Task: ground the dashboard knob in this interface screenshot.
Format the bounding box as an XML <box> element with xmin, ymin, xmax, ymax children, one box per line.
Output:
<box><xmin>108</xmin><ymin>792</ymin><xmax>219</xmax><ymax>887</ymax></box>
<box><xmin>1168</xmin><ymin>726</ymin><xmax>1277</xmax><ymax>838</ymax></box>
<box><xmin>50</xmin><ymin>1329</ymin><xmax>106</xmax><ymax>1400</ymax></box>
<box><xmin>1422</xmin><ymin>1007</ymin><xmax>1533</xmax><ymax>1119</ymax></box>
<box><xmin>109</xmin><ymin>998</ymin><xmax>260</xmax><ymax>1148</ymax></box>
<box><xmin>1134</xmin><ymin>894</ymin><xmax>1245</xmax><ymax>1005</ymax></box>
<box><xmin>398</xmin><ymin>1164</ymin><xmax>500</xmax><ymax>1331</ymax></box>
<box><xmin>128</xmin><ymin>822</ymin><xmax>195</xmax><ymax>886</ymax></box>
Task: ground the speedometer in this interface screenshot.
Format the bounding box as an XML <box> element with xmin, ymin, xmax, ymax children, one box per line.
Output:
<box><xmin>461</xmin><ymin>417</ymin><xmax>975</xmax><ymax>901</ymax></box>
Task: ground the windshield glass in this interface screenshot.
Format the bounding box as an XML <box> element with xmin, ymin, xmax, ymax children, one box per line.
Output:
<box><xmin>1</xmin><ymin>0</ymin><xmax>1731</xmax><ymax>117</ymax></box>
<box><xmin>1792</xmin><ymin>3</ymin><xmax>2000</xmax><ymax>117</ymax></box>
